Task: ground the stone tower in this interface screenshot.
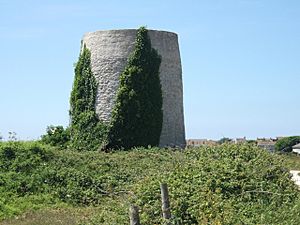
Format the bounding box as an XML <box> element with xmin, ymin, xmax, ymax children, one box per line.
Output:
<box><xmin>82</xmin><ymin>29</ymin><xmax>185</xmax><ymax>147</ymax></box>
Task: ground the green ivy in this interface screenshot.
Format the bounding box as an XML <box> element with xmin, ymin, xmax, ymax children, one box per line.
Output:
<box><xmin>106</xmin><ymin>26</ymin><xmax>163</xmax><ymax>150</ymax></box>
<box><xmin>69</xmin><ymin>44</ymin><xmax>107</xmax><ymax>151</ymax></box>
<box><xmin>70</xmin><ymin>44</ymin><xmax>97</xmax><ymax>123</ymax></box>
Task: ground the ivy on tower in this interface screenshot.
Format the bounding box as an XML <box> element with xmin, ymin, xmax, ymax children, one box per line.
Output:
<box><xmin>106</xmin><ymin>27</ymin><xmax>163</xmax><ymax>149</ymax></box>
<box><xmin>69</xmin><ymin>44</ymin><xmax>107</xmax><ymax>151</ymax></box>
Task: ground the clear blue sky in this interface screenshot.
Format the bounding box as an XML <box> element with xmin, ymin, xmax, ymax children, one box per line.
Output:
<box><xmin>1</xmin><ymin>0</ymin><xmax>299</xmax><ymax>140</ymax></box>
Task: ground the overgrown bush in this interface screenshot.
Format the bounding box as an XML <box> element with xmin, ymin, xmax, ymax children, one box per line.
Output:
<box><xmin>69</xmin><ymin>111</ymin><xmax>108</xmax><ymax>151</ymax></box>
<box><xmin>0</xmin><ymin>141</ymin><xmax>54</xmax><ymax>220</ymax></box>
<box><xmin>106</xmin><ymin>26</ymin><xmax>162</xmax><ymax>150</ymax></box>
<box><xmin>40</xmin><ymin>125</ymin><xmax>70</xmax><ymax>148</ymax></box>
<box><xmin>217</xmin><ymin>137</ymin><xmax>232</xmax><ymax>144</ymax></box>
<box><xmin>69</xmin><ymin>44</ymin><xmax>108</xmax><ymax>151</ymax></box>
<box><xmin>275</xmin><ymin>136</ymin><xmax>300</xmax><ymax>152</ymax></box>
<box><xmin>0</xmin><ymin>141</ymin><xmax>181</xmax><ymax>220</ymax></box>
<box><xmin>133</xmin><ymin>144</ymin><xmax>299</xmax><ymax>224</ymax></box>
<box><xmin>1</xmin><ymin>143</ymin><xmax>300</xmax><ymax>224</ymax></box>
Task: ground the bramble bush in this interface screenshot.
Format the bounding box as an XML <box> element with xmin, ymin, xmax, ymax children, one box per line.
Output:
<box><xmin>133</xmin><ymin>144</ymin><xmax>300</xmax><ymax>224</ymax></box>
<box><xmin>0</xmin><ymin>141</ymin><xmax>181</xmax><ymax>220</ymax></box>
<box><xmin>1</xmin><ymin>142</ymin><xmax>300</xmax><ymax>224</ymax></box>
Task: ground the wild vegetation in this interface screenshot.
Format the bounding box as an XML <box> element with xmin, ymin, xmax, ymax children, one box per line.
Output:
<box><xmin>1</xmin><ymin>141</ymin><xmax>300</xmax><ymax>224</ymax></box>
<box><xmin>41</xmin><ymin>125</ymin><xmax>70</xmax><ymax>149</ymax></box>
<box><xmin>69</xmin><ymin>44</ymin><xmax>108</xmax><ymax>151</ymax></box>
<box><xmin>275</xmin><ymin>136</ymin><xmax>300</xmax><ymax>152</ymax></box>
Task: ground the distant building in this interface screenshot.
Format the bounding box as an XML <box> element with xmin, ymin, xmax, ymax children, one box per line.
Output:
<box><xmin>186</xmin><ymin>139</ymin><xmax>218</xmax><ymax>147</ymax></box>
<box><xmin>235</xmin><ymin>137</ymin><xmax>247</xmax><ymax>144</ymax></box>
<box><xmin>292</xmin><ymin>143</ymin><xmax>300</xmax><ymax>154</ymax></box>
<box><xmin>257</xmin><ymin>138</ymin><xmax>276</xmax><ymax>152</ymax></box>
<box><xmin>186</xmin><ymin>139</ymin><xmax>206</xmax><ymax>147</ymax></box>
<box><xmin>206</xmin><ymin>140</ymin><xmax>218</xmax><ymax>146</ymax></box>
<box><xmin>187</xmin><ymin>137</ymin><xmax>280</xmax><ymax>152</ymax></box>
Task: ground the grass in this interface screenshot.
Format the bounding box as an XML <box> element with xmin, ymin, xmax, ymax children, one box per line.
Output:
<box><xmin>0</xmin><ymin>207</ymin><xmax>97</xmax><ymax>225</ymax></box>
<box><xmin>281</xmin><ymin>153</ymin><xmax>300</xmax><ymax>170</ymax></box>
<box><xmin>1</xmin><ymin>141</ymin><xmax>300</xmax><ymax>224</ymax></box>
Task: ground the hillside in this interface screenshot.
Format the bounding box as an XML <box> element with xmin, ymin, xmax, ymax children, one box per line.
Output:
<box><xmin>1</xmin><ymin>142</ymin><xmax>300</xmax><ymax>224</ymax></box>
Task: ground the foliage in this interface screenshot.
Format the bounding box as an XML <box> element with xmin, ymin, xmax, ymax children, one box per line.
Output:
<box><xmin>0</xmin><ymin>141</ymin><xmax>56</xmax><ymax>219</ymax></box>
<box><xmin>69</xmin><ymin>44</ymin><xmax>107</xmax><ymax>151</ymax></box>
<box><xmin>1</xmin><ymin>142</ymin><xmax>300</xmax><ymax>224</ymax></box>
<box><xmin>217</xmin><ymin>137</ymin><xmax>232</xmax><ymax>144</ymax></box>
<box><xmin>133</xmin><ymin>144</ymin><xmax>300</xmax><ymax>225</ymax></box>
<box><xmin>69</xmin><ymin>112</ymin><xmax>108</xmax><ymax>151</ymax></box>
<box><xmin>0</xmin><ymin>141</ymin><xmax>183</xmax><ymax>221</ymax></box>
<box><xmin>106</xmin><ymin>26</ymin><xmax>162</xmax><ymax>150</ymax></box>
<box><xmin>8</xmin><ymin>132</ymin><xmax>17</xmax><ymax>141</ymax></box>
<box><xmin>70</xmin><ymin>44</ymin><xmax>97</xmax><ymax>123</ymax></box>
<box><xmin>40</xmin><ymin>125</ymin><xmax>70</xmax><ymax>149</ymax></box>
<box><xmin>246</xmin><ymin>139</ymin><xmax>257</xmax><ymax>145</ymax></box>
<box><xmin>275</xmin><ymin>136</ymin><xmax>300</xmax><ymax>152</ymax></box>
<box><xmin>280</xmin><ymin>152</ymin><xmax>300</xmax><ymax>170</ymax></box>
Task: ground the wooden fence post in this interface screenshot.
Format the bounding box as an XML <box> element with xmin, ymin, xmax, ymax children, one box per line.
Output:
<box><xmin>129</xmin><ymin>205</ymin><xmax>140</xmax><ymax>225</ymax></box>
<box><xmin>160</xmin><ymin>183</ymin><xmax>171</xmax><ymax>220</ymax></box>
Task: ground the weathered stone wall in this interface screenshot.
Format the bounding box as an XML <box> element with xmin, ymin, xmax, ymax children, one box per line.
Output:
<box><xmin>82</xmin><ymin>29</ymin><xmax>185</xmax><ymax>147</ymax></box>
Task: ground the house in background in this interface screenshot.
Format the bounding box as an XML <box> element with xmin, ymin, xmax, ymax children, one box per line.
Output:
<box><xmin>186</xmin><ymin>139</ymin><xmax>218</xmax><ymax>147</ymax></box>
<box><xmin>235</xmin><ymin>137</ymin><xmax>247</xmax><ymax>144</ymax></box>
<box><xmin>257</xmin><ymin>138</ymin><xmax>276</xmax><ymax>152</ymax></box>
<box><xmin>292</xmin><ymin>143</ymin><xmax>300</xmax><ymax>154</ymax></box>
<box><xmin>186</xmin><ymin>139</ymin><xmax>206</xmax><ymax>147</ymax></box>
<box><xmin>186</xmin><ymin>137</ymin><xmax>281</xmax><ymax>152</ymax></box>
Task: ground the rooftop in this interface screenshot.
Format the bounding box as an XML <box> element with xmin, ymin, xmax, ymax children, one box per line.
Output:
<box><xmin>293</xmin><ymin>143</ymin><xmax>300</xmax><ymax>149</ymax></box>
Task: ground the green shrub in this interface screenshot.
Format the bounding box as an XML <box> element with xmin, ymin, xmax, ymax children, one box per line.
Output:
<box><xmin>0</xmin><ymin>142</ymin><xmax>181</xmax><ymax>220</ymax></box>
<box><xmin>275</xmin><ymin>136</ymin><xmax>300</xmax><ymax>152</ymax></box>
<box><xmin>1</xmin><ymin>143</ymin><xmax>300</xmax><ymax>224</ymax></box>
<box><xmin>217</xmin><ymin>137</ymin><xmax>232</xmax><ymax>144</ymax></box>
<box><xmin>106</xmin><ymin>26</ymin><xmax>162</xmax><ymax>150</ymax></box>
<box><xmin>133</xmin><ymin>144</ymin><xmax>299</xmax><ymax>224</ymax></box>
<box><xmin>69</xmin><ymin>44</ymin><xmax>108</xmax><ymax>151</ymax></box>
<box><xmin>41</xmin><ymin>125</ymin><xmax>70</xmax><ymax>148</ymax></box>
<box><xmin>0</xmin><ymin>141</ymin><xmax>53</xmax><ymax>200</ymax></box>
<box><xmin>0</xmin><ymin>141</ymin><xmax>52</xmax><ymax>173</ymax></box>
<box><xmin>69</xmin><ymin>111</ymin><xmax>108</xmax><ymax>151</ymax></box>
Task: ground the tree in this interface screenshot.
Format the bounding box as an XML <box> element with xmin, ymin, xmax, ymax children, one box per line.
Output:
<box><xmin>275</xmin><ymin>136</ymin><xmax>300</xmax><ymax>152</ymax></box>
<box><xmin>106</xmin><ymin>27</ymin><xmax>163</xmax><ymax>150</ymax></box>
<box><xmin>217</xmin><ymin>137</ymin><xmax>233</xmax><ymax>145</ymax></box>
<box><xmin>69</xmin><ymin>44</ymin><xmax>107</xmax><ymax>151</ymax></box>
<box><xmin>41</xmin><ymin>125</ymin><xmax>70</xmax><ymax>149</ymax></box>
